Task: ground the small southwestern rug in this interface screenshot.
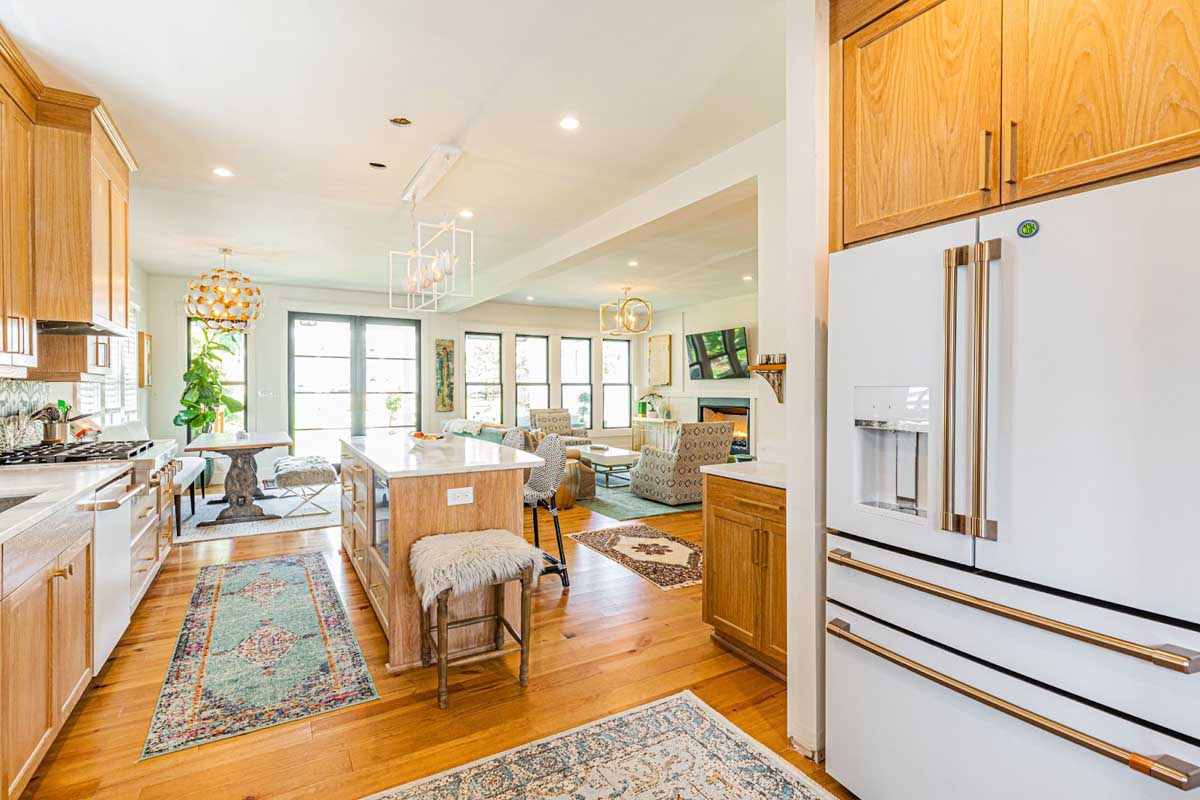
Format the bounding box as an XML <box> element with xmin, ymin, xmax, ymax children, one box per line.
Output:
<box><xmin>569</xmin><ymin>523</ymin><xmax>702</xmax><ymax>590</ymax></box>
<box><xmin>361</xmin><ymin>691</ymin><xmax>836</xmax><ymax>800</ymax></box>
<box><xmin>142</xmin><ymin>552</ymin><xmax>378</xmax><ymax>758</ymax></box>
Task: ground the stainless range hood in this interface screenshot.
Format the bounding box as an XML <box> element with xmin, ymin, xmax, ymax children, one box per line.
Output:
<box><xmin>37</xmin><ymin>318</ymin><xmax>131</xmax><ymax>337</ymax></box>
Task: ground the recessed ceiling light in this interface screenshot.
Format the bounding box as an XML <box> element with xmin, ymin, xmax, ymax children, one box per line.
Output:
<box><xmin>526</xmin><ymin>296</ymin><xmax>535</xmax><ymax>302</ymax></box>
<box><xmin>459</xmin><ymin>209</ymin><xmax>474</xmax><ymax>219</ymax></box>
<box><xmin>369</xmin><ymin>162</ymin><xmax>388</xmax><ymax>170</ymax></box>
<box><xmin>559</xmin><ymin>116</ymin><xmax>581</xmax><ymax>131</ymax></box>
<box><xmin>212</xmin><ymin>166</ymin><xmax>234</xmax><ymax>177</ymax></box>
<box><xmin>742</xmin><ymin>274</ymin><xmax>754</xmax><ymax>282</ymax></box>
<box><xmin>390</xmin><ymin>117</ymin><xmax>412</xmax><ymax>127</ymax></box>
<box><xmin>627</xmin><ymin>260</ymin><xmax>639</xmax><ymax>267</ymax></box>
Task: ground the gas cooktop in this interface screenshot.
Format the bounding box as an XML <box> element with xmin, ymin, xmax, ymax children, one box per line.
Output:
<box><xmin>0</xmin><ymin>440</ymin><xmax>154</xmax><ymax>465</ymax></box>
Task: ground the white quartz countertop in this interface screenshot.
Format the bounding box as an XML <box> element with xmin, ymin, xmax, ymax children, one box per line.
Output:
<box><xmin>343</xmin><ymin>432</ymin><xmax>543</xmax><ymax>479</ymax></box>
<box><xmin>699</xmin><ymin>461</ymin><xmax>787</xmax><ymax>490</ymax></box>
<box><xmin>0</xmin><ymin>462</ymin><xmax>132</xmax><ymax>545</ymax></box>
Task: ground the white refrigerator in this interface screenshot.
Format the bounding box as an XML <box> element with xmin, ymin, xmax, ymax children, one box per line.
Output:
<box><xmin>825</xmin><ymin>167</ymin><xmax>1200</xmax><ymax>799</ymax></box>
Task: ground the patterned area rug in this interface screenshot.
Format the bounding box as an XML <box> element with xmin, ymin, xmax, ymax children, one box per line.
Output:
<box><xmin>362</xmin><ymin>691</ymin><xmax>834</xmax><ymax>800</ymax></box>
<box><xmin>577</xmin><ymin>484</ymin><xmax>701</xmax><ymax>521</ymax></box>
<box><xmin>569</xmin><ymin>523</ymin><xmax>702</xmax><ymax>590</ymax></box>
<box><xmin>174</xmin><ymin>484</ymin><xmax>340</xmax><ymax>545</ymax></box>
<box><xmin>142</xmin><ymin>552</ymin><xmax>378</xmax><ymax>758</ymax></box>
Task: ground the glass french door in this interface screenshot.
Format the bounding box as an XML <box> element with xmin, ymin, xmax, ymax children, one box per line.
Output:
<box><xmin>289</xmin><ymin>312</ymin><xmax>420</xmax><ymax>463</ymax></box>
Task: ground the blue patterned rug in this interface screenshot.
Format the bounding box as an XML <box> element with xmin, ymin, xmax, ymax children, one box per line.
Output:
<box><xmin>142</xmin><ymin>552</ymin><xmax>378</xmax><ymax>758</ymax></box>
<box><xmin>362</xmin><ymin>691</ymin><xmax>833</xmax><ymax>799</ymax></box>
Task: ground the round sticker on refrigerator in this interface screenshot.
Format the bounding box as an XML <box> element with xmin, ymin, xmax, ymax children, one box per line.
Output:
<box><xmin>1017</xmin><ymin>219</ymin><xmax>1040</xmax><ymax>238</ymax></box>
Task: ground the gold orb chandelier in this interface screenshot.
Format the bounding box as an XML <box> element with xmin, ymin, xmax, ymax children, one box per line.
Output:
<box><xmin>185</xmin><ymin>248</ymin><xmax>264</xmax><ymax>333</ymax></box>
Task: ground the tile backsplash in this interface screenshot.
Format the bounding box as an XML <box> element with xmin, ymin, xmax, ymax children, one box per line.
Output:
<box><xmin>0</xmin><ymin>378</ymin><xmax>49</xmax><ymax>451</ymax></box>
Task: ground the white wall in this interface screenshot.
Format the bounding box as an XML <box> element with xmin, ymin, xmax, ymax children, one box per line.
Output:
<box><xmin>633</xmin><ymin>293</ymin><xmax>761</xmax><ymax>448</ymax></box>
<box><xmin>784</xmin><ymin>0</ymin><xmax>829</xmax><ymax>757</ymax></box>
<box><xmin>143</xmin><ymin>276</ymin><xmax>631</xmax><ymax>475</ymax></box>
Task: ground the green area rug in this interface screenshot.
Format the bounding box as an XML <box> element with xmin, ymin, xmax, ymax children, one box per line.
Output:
<box><xmin>362</xmin><ymin>691</ymin><xmax>835</xmax><ymax>799</ymax></box>
<box><xmin>142</xmin><ymin>552</ymin><xmax>378</xmax><ymax>758</ymax></box>
<box><xmin>577</xmin><ymin>484</ymin><xmax>701</xmax><ymax>521</ymax></box>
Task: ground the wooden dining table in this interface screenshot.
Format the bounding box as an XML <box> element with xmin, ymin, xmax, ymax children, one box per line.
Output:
<box><xmin>184</xmin><ymin>431</ymin><xmax>293</xmax><ymax>526</ymax></box>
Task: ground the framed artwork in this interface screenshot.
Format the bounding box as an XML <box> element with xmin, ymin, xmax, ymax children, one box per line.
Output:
<box><xmin>435</xmin><ymin>338</ymin><xmax>455</xmax><ymax>412</ymax></box>
<box><xmin>138</xmin><ymin>332</ymin><xmax>153</xmax><ymax>388</ymax></box>
<box><xmin>647</xmin><ymin>334</ymin><xmax>671</xmax><ymax>386</ymax></box>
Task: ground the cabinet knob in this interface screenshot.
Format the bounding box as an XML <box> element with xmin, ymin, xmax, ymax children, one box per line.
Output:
<box><xmin>52</xmin><ymin>562</ymin><xmax>76</xmax><ymax>580</ymax></box>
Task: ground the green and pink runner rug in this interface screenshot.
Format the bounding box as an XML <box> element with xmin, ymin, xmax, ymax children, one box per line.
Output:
<box><xmin>142</xmin><ymin>552</ymin><xmax>378</xmax><ymax>758</ymax></box>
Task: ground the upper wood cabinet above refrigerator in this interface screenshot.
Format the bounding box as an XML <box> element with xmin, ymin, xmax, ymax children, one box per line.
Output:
<box><xmin>832</xmin><ymin>0</ymin><xmax>1200</xmax><ymax>248</ymax></box>
<box><xmin>840</xmin><ymin>0</ymin><xmax>1002</xmax><ymax>244</ymax></box>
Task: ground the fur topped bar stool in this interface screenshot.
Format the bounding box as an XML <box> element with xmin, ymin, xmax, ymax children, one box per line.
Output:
<box><xmin>408</xmin><ymin>529</ymin><xmax>541</xmax><ymax>709</ymax></box>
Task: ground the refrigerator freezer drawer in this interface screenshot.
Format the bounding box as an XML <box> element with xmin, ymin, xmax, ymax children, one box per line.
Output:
<box><xmin>827</xmin><ymin>533</ymin><xmax>1200</xmax><ymax>740</ymax></box>
<box><xmin>826</xmin><ymin>605</ymin><xmax>1200</xmax><ymax>800</ymax></box>
<box><xmin>830</xmin><ymin>534</ymin><xmax>1200</xmax><ymax>743</ymax></box>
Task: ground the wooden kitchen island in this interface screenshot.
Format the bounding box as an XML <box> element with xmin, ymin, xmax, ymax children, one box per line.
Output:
<box><xmin>339</xmin><ymin>433</ymin><xmax>542</xmax><ymax>674</ymax></box>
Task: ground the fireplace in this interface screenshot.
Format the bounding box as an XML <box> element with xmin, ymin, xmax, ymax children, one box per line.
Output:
<box><xmin>697</xmin><ymin>397</ymin><xmax>751</xmax><ymax>457</ymax></box>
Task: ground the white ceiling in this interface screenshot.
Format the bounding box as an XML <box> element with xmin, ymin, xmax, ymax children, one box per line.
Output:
<box><xmin>0</xmin><ymin>0</ymin><xmax>784</xmax><ymax>295</ymax></box>
<box><xmin>496</xmin><ymin>180</ymin><xmax>758</xmax><ymax>311</ymax></box>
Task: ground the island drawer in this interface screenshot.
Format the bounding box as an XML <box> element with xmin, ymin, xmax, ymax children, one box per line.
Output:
<box><xmin>705</xmin><ymin>475</ymin><xmax>786</xmax><ymax>525</ymax></box>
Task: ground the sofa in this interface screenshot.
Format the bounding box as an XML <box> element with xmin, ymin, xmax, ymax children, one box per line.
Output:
<box><xmin>528</xmin><ymin>408</ymin><xmax>591</xmax><ymax>448</ymax></box>
<box><xmin>629</xmin><ymin>421</ymin><xmax>734</xmax><ymax>506</ymax></box>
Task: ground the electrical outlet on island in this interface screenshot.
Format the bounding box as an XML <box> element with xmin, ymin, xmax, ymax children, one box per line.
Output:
<box><xmin>447</xmin><ymin>487</ymin><xmax>474</xmax><ymax>506</ymax></box>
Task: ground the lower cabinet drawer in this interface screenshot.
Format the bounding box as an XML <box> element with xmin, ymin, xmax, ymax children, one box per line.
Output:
<box><xmin>2</xmin><ymin>500</ymin><xmax>92</xmax><ymax>598</ymax></box>
<box><xmin>826</xmin><ymin>605</ymin><xmax>1200</xmax><ymax>800</ymax></box>
<box><xmin>129</xmin><ymin>519</ymin><xmax>159</xmax><ymax>601</ymax></box>
<box><xmin>367</xmin><ymin>555</ymin><xmax>389</xmax><ymax>626</ymax></box>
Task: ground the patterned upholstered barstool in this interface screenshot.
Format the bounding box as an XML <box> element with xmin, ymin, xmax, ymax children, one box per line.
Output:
<box><xmin>524</xmin><ymin>434</ymin><xmax>570</xmax><ymax>587</ymax></box>
<box><xmin>409</xmin><ymin>529</ymin><xmax>541</xmax><ymax>709</ymax></box>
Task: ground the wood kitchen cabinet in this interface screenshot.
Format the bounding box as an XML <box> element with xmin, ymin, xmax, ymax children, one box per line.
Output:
<box><xmin>0</xmin><ymin>88</ymin><xmax>36</xmax><ymax>371</ymax></box>
<box><xmin>1</xmin><ymin>520</ymin><xmax>94</xmax><ymax>800</ymax></box>
<box><xmin>841</xmin><ymin>0</ymin><xmax>1002</xmax><ymax>243</ymax></box>
<box><xmin>832</xmin><ymin>0</ymin><xmax>1200</xmax><ymax>247</ymax></box>
<box><xmin>1001</xmin><ymin>0</ymin><xmax>1200</xmax><ymax>203</ymax></box>
<box><xmin>27</xmin><ymin>89</ymin><xmax>136</xmax><ymax>381</ymax></box>
<box><xmin>702</xmin><ymin>475</ymin><xmax>787</xmax><ymax>678</ymax></box>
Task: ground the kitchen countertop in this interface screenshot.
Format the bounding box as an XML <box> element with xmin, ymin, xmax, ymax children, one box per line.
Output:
<box><xmin>0</xmin><ymin>462</ymin><xmax>132</xmax><ymax>545</ymax></box>
<box><xmin>699</xmin><ymin>460</ymin><xmax>787</xmax><ymax>490</ymax></box>
<box><xmin>343</xmin><ymin>432</ymin><xmax>543</xmax><ymax>479</ymax></box>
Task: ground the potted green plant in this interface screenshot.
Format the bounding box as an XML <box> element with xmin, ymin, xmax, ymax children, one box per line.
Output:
<box><xmin>173</xmin><ymin>327</ymin><xmax>245</xmax><ymax>481</ymax></box>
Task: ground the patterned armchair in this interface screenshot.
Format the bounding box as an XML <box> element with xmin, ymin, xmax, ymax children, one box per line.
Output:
<box><xmin>629</xmin><ymin>422</ymin><xmax>733</xmax><ymax>506</ymax></box>
<box><xmin>528</xmin><ymin>408</ymin><xmax>592</xmax><ymax>447</ymax></box>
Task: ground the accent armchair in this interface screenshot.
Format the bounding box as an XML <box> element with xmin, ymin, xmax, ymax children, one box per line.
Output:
<box><xmin>629</xmin><ymin>421</ymin><xmax>734</xmax><ymax>506</ymax></box>
<box><xmin>528</xmin><ymin>408</ymin><xmax>591</xmax><ymax>447</ymax></box>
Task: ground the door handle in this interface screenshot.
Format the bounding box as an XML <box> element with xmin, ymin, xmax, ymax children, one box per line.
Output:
<box><xmin>79</xmin><ymin>482</ymin><xmax>146</xmax><ymax>512</ymax></box>
<box><xmin>1005</xmin><ymin>120</ymin><xmax>1019</xmax><ymax>184</ymax></box>
<box><xmin>968</xmin><ymin>239</ymin><xmax>1001</xmax><ymax>540</ymax></box>
<box><xmin>940</xmin><ymin>245</ymin><xmax>971</xmax><ymax>534</ymax></box>
<box><xmin>828</xmin><ymin>549</ymin><xmax>1200</xmax><ymax>673</ymax></box>
<box><xmin>828</xmin><ymin>619</ymin><xmax>1200</xmax><ymax>790</ymax></box>
<box><xmin>978</xmin><ymin>130</ymin><xmax>993</xmax><ymax>192</ymax></box>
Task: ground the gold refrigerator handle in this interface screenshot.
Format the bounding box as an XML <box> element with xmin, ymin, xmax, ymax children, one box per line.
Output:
<box><xmin>826</xmin><ymin>619</ymin><xmax>1200</xmax><ymax>791</ymax></box>
<box><xmin>968</xmin><ymin>239</ymin><xmax>1001</xmax><ymax>540</ymax></box>
<box><xmin>940</xmin><ymin>245</ymin><xmax>971</xmax><ymax>534</ymax></box>
<box><xmin>828</xmin><ymin>549</ymin><xmax>1200</xmax><ymax>673</ymax></box>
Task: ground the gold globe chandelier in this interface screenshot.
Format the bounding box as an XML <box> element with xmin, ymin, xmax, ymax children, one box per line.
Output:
<box><xmin>599</xmin><ymin>286</ymin><xmax>652</xmax><ymax>336</ymax></box>
<box><xmin>185</xmin><ymin>248</ymin><xmax>264</xmax><ymax>333</ymax></box>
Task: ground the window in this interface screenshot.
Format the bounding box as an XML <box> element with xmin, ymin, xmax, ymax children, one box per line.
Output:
<box><xmin>464</xmin><ymin>332</ymin><xmax>503</xmax><ymax>423</ymax></box>
<box><xmin>560</xmin><ymin>337</ymin><xmax>592</xmax><ymax>429</ymax></box>
<box><xmin>602</xmin><ymin>338</ymin><xmax>631</xmax><ymax>428</ymax></box>
<box><xmin>78</xmin><ymin>304</ymin><xmax>144</xmax><ymax>425</ymax></box>
<box><xmin>187</xmin><ymin>318</ymin><xmax>248</xmax><ymax>435</ymax></box>
<box><xmin>515</xmin><ymin>334</ymin><xmax>549</xmax><ymax>428</ymax></box>
<box><xmin>289</xmin><ymin>313</ymin><xmax>420</xmax><ymax>463</ymax></box>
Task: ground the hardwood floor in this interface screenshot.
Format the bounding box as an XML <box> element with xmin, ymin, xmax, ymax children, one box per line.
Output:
<box><xmin>22</xmin><ymin>502</ymin><xmax>853</xmax><ymax>799</ymax></box>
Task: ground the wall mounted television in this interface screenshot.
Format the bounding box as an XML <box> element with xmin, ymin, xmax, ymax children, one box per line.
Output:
<box><xmin>685</xmin><ymin>326</ymin><xmax>751</xmax><ymax>380</ymax></box>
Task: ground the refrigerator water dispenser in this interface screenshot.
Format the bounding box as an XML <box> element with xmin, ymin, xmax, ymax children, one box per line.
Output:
<box><xmin>852</xmin><ymin>386</ymin><xmax>930</xmax><ymax>518</ymax></box>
